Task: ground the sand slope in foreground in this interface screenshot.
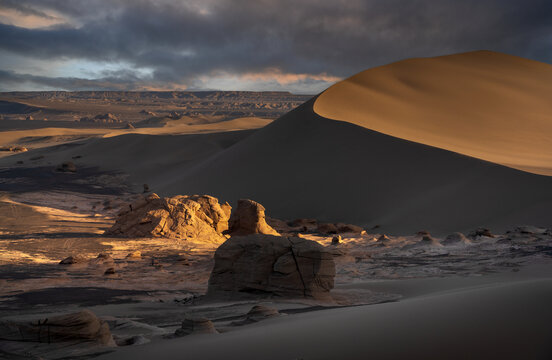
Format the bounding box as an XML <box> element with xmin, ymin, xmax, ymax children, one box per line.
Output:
<box><xmin>99</xmin><ymin>278</ymin><xmax>552</xmax><ymax>360</ymax></box>
<box><xmin>314</xmin><ymin>51</ymin><xmax>552</xmax><ymax>175</ymax></box>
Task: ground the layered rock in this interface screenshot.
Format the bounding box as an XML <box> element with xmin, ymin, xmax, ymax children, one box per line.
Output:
<box><xmin>105</xmin><ymin>193</ymin><xmax>231</xmax><ymax>243</ymax></box>
<box><xmin>228</xmin><ymin>199</ymin><xmax>279</xmax><ymax>236</ymax></box>
<box><xmin>208</xmin><ymin>234</ymin><xmax>335</xmax><ymax>300</ymax></box>
<box><xmin>0</xmin><ymin>310</ymin><xmax>113</xmax><ymax>345</ymax></box>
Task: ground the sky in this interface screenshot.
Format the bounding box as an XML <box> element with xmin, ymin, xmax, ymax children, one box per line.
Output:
<box><xmin>0</xmin><ymin>0</ymin><xmax>551</xmax><ymax>93</ymax></box>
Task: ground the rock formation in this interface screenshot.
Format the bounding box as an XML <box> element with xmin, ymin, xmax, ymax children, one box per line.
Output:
<box><xmin>0</xmin><ymin>310</ymin><xmax>113</xmax><ymax>345</ymax></box>
<box><xmin>208</xmin><ymin>234</ymin><xmax>335</xmax><ymax>300</ymax></box>
<box><xmin>469</xmin><ymin>228</ymin><xmax>495</xmax><ymax>238</ymax></box>
<box><xmin>246</xmin><ymin>305</ymin><xmax>280</xmax><ymax>321</ymax></box>
<box><xmin>105</xmin><ymin>193</ymin><xmax>231</xmax><ymax>243</ymax></box>
<box><xmin>59</xmin><ymin>255</ymin><xmax>88</xmax><ymax>265</ymax></box>
<box><xmin>228</xmin><ymin>199</ymin><xmax>279</xmax><ymax>236</ymax></box>
<box><xmin>57</xmin><ymin>161</ymin><xmax>76</xmax><ymax>173</ymax></box>
<box><xmin>174</xmin><ymin>318</ymin><xmax>217</xmax><ymax>336</ymax></box>
<box><xmin>443</xmin><ymin>232</ymin><xmax>471</xmax><ymax>245</ymax></box>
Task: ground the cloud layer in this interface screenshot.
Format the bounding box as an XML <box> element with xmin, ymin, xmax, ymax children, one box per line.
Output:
<box><xmin>1</xmin><ymin>0</ymin><xmax>551</xmax><ymax>92</ymax></box>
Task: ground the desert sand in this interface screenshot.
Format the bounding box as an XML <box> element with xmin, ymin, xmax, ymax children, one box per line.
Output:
<box><xmin>3</xmin><ymin>52</ymin><xmax>552</xmax><ymax>234</ymax></box>
<box><xmin>314</xmin><ymin>50</ymin><xmax>552</xmax><ymax>175</ymax></box>
<box><xmin>1</xmin><ymin>53</ymin><xmax>552</xmax><ymax>359</ymax></box>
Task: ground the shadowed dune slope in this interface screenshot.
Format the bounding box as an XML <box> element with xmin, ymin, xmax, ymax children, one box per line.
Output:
<box><xmin>159</xmin><ymin>98</ymin><xmax>552</xmax><ymax>235</ymax></box>
<box><xmin>0</xmin><ymin>129</ymin><xmax>258</xmax><ymax>193</ymax></box>
<box><xmin>99</xmin><ymin>279</ymin><xmax>552</xmax><ymax>360</ymax></box>
<box><xmin>314</xmin><ymin>51</ymin><xmax>552</xmax><ymax>175</ymax></box>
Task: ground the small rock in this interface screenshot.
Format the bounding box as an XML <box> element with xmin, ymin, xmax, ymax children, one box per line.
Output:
<box><xmin>421</xmin><ymin>235</ymin><xmax>442</xmax><ymax>246</ymax></box>
<box><xmin>115</xmin><ymin>335</ymin><xmax>150</xmax><ymax>346</ymax></box>
<box><xmin>331</xmin><ymin>235</ymin><xmax>341</xmax><ymax>245</ymax></box>
<box><xmin>57</xmin><ymin>161</ymin><xmax>76</xmax><ymax>173</ymax></box>
<box><xmin>174</xmin><ymin>318</ymin><xmax>218</xmax><ymax>337</ymax></box>
<box><xmin>246</xmin><ymin>305</ymin><xmax>280</xmax><ymax>322</ymax></box>
<box><xmin>126</xmin><ymin>251</ymin><xmax>142</xmax><ymax>259</ymax></box>
<box><xmin>443</xmin><ymin>232</ymin><xmax>471</xmax><ymax>245</ymax></box>
<box><xmin>59</xmin><ymin>255</ymin><xmax>88</xmax><ymax>265</ymax></box>
<box><xmin>104</xmin><ymin>267</ymin><xmax>116</xmax><ymax>275</ymax></box>
<box><xmin>376</xmin><ymin>234</ymin><xmax>391</xmax><ymax>243</ymax></box>
<box><xmin>469</xmin><ymin>228</ymin><xmax>495</xmax><ymax>238</ymax></box>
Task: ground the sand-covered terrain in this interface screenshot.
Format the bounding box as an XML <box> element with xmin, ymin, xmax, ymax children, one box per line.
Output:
<box><xmin>1</xmin><ymin>52</ymin><xmax>552</xmax><ymax>359</ymax></box>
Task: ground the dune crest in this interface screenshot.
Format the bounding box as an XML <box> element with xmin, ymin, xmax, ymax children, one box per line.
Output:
<box><xmin>314</xmin><ymin>50</ymin><xmax>552</xmax><ymax>175</ymax></box>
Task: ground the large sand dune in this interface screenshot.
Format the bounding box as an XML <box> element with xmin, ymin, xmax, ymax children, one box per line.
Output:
<box><xmin>158</xmin><ymin>99</ymin><xmax>552</xmax><ymax>234</ymax></box>
<box><xmin>314</xmin><ymin>50</ymin><xmax>552</xmax><ymax>175</ymax></box>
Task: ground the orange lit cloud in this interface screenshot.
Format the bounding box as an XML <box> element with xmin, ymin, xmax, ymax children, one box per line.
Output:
<box><xmin>240</xmin><ymin>68</ymin><xmax>342</xmax><ymax>85</ymax></box>
<box><xmin>0</xmin><ymin>8</ymin><xmax>68</xmax><ymax>29</ymax></box>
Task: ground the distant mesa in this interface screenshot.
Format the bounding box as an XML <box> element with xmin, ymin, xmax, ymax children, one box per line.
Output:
<box><xmin>80</xmin><ymin>113</ymin><xmax>122</xmax><ymax>123</ymax></box>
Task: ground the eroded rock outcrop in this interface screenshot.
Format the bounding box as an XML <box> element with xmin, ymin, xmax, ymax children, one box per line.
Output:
<box><xmin>105</xmin><ymin>193</ymin><xmax>231</xmax><ymax>243</ymax></box>
<box><xmin>0</xmin><ymin>310</ymin><xmax>113</xmax><ymax>345</ymax></box>
<box><xmin>208</xmin><ymin>234</ymin><xmax>335</xmax><ymax>300</ymax></box>
<box><xmin>443</xmin><ymin>232</ymin><xmax>471</xmax><ymax>245</ymax></box>
<box><xmin>174</xmin><ymin>318</ymin><xmax>217</xmax><ymax>337</ymax></box>
<box><xmin>228</xmin><ymin>199</ymin><xmax>279</xmax><ymax>236</ymax></box>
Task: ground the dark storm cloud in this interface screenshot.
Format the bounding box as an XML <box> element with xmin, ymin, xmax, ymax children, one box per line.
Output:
<box><xmin>0</xmin><ymin>69</ymin><xmax>153</xmax><ymax>90</ymax></box>
<box><xmin>1</xmin><ymin>0</ymin><xmax>551</xmax><ymax>91</ymax></box>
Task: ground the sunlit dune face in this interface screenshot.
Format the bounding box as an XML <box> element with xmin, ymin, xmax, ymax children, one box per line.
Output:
<box><xmin>314</xmin><ymin>51</ymin><xmax>552</xmax><ymax>176</ymax></box>
<box><xmin>0</xmin><ymin>8</ymin><xmax>68</xmax><ymax>29</ymax></box>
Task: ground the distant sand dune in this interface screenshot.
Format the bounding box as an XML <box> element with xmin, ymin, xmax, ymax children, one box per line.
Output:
<box><xmin>314</xmin><ymin>51</ymin><xmax>552</xmax><ymax>175</ymax></box>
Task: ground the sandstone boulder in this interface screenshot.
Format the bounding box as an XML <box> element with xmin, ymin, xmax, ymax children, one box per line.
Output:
<box><xmin>228</xmin><ymin>199</ymin><xmax>279</xmax><ymax>236</ymax></box>
<box><xmin>208</xmin><ymin>234</ymin><xmax>335</xmax><ymax>300</ymax></box>
<box><xmin>246</xmin><ymin>305</ymin><xmax>280</xmax><ymax>321</ymax></box>
<box><xmin>59</xmin><ymin>255</ymin><xmax>88</xmax><ymax>265</ymax></box>
<box><xmin>105</xmin><ymin>194</ymin><xmax>231</xmax><ymax>243</ymax></box>
<box><xmin>0</xmin><ymin>310</ymin><xmax>113</xmax><ymax>345</ymax></box>
<box><xmin>174</xmin><ymin>318</ymin><xmax>217</xmax><ymax>337</ymax></box>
